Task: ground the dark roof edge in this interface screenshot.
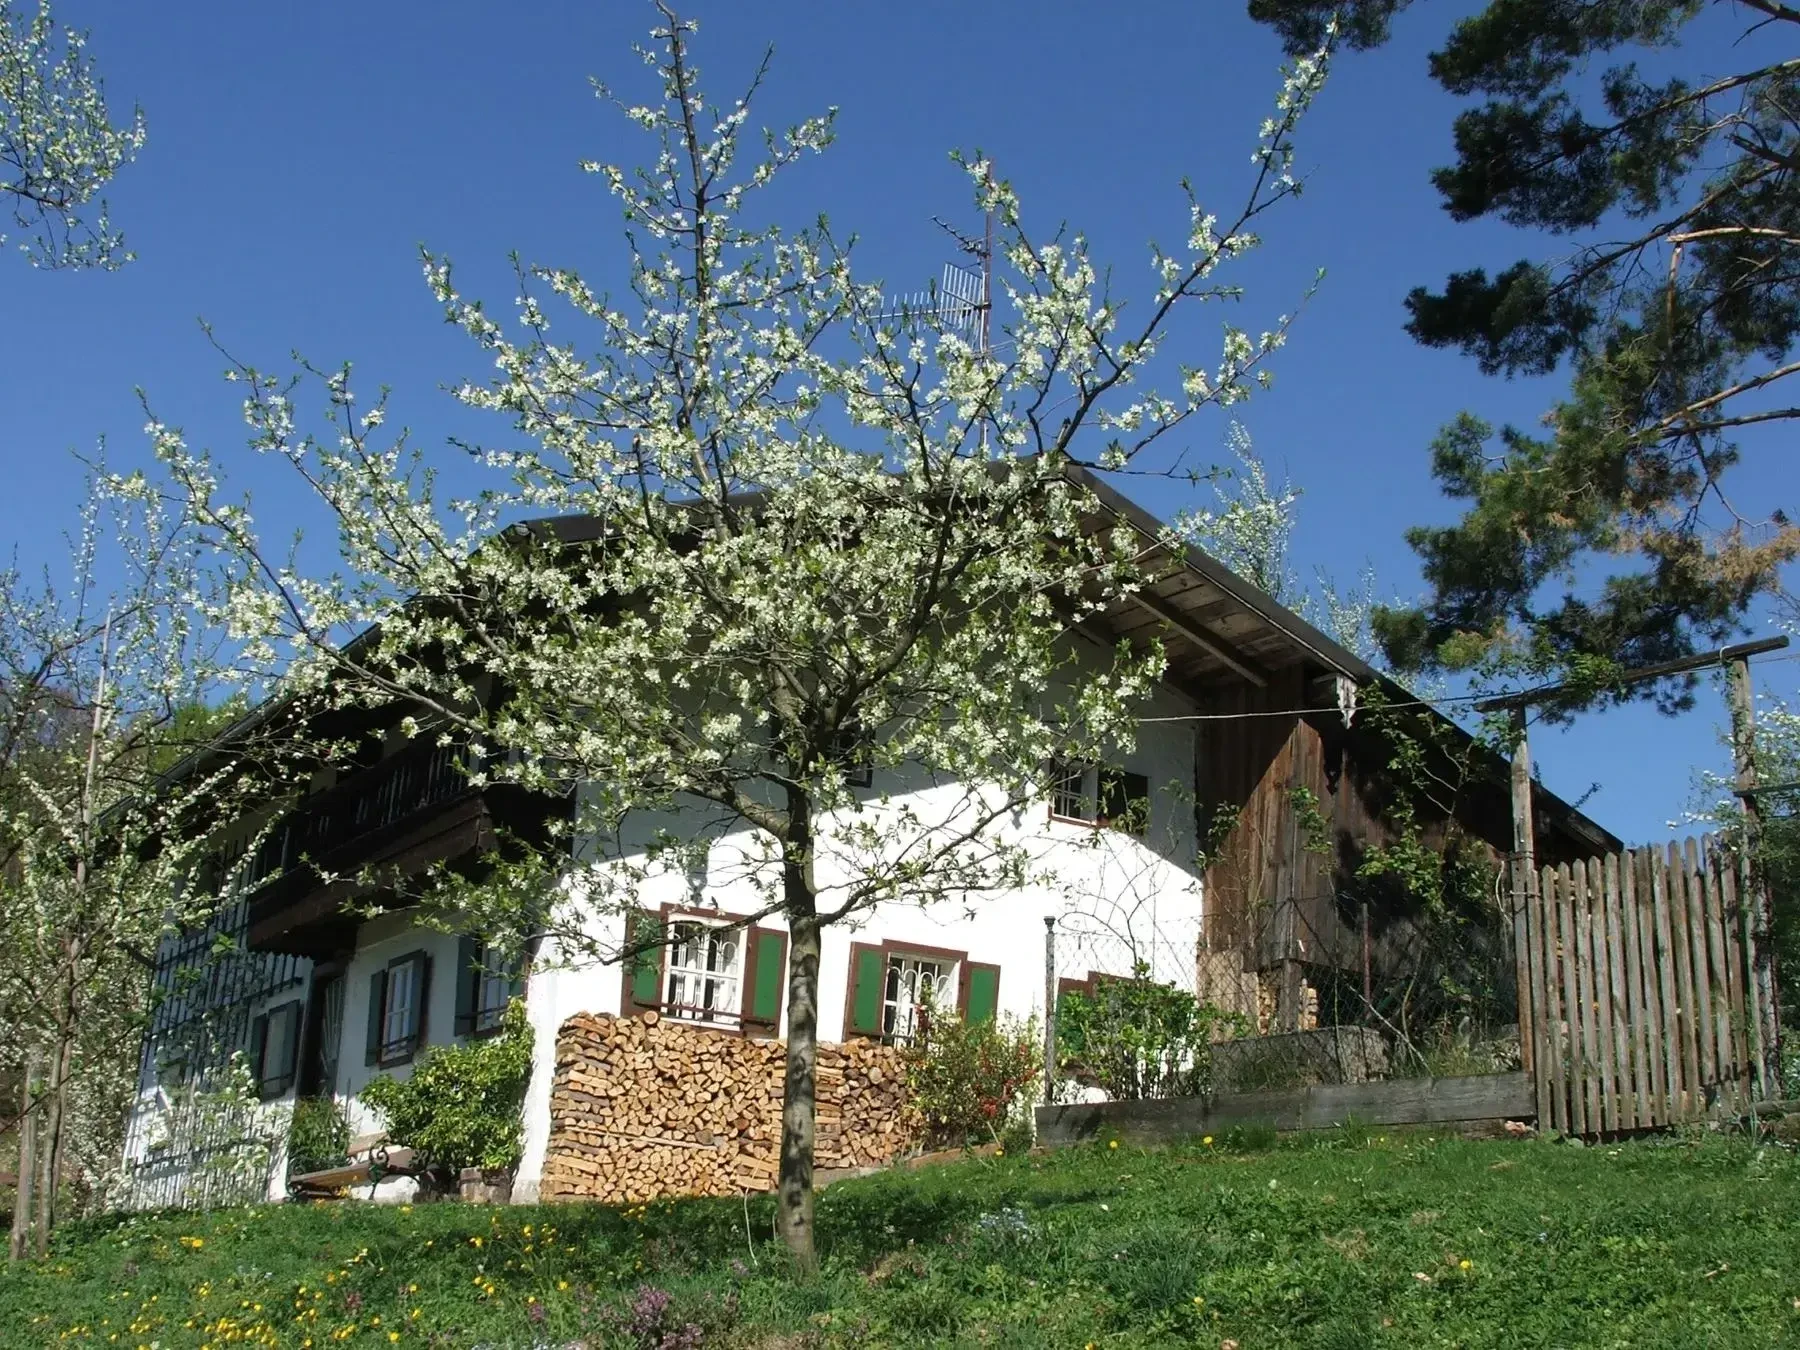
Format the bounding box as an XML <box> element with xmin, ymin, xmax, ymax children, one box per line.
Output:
<box><xmin>1062</xmin><ymin>463</ymin><xmax>1621</xmax><ymax>854</ymax></box>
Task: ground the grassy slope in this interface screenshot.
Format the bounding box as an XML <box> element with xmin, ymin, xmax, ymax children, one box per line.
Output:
<box><xmin>4</xmin><ymin>1130</ymin><xmax>1799</xmax><ymax>1348</ymax></box>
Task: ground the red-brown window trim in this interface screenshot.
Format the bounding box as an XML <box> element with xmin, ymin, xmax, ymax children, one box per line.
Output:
<box><xmin>619</xmin><ymin>903</ymin><xmax>782</xmax><ymax>1038</ymax></box>
<box><xmin>840</xmin><ymin>938</ymin><xmax>973</xmax><ymax>1042</ymax></box>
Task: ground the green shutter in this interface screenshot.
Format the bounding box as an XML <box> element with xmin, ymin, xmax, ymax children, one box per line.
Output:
<box><xmin>454</xmin><ymin>935</ymin><xmax>480</xmax><ymax>1036</ymax></box>
<box><xmin>363</xmin><ymin>970</ymin><xmax>386</xmax><ymax>1066</ymax></box>
<box><xmin>626</xmin><ymin>910</ymin><xmax>663</xmax><ymax>1011</ymax></box>
<box><xmin>848</xmin><ymin>943</ymin><xmax>884</xmax><ymax>1037</ymax></box>
<box><xmin>408</xmin><ymin>952</ymin><xmax>432</xmax><ymax>1051</ymax></box>
<box><xmin>269</xmin><ymin>1002</ymin><xmax>300</xmax><ymax>1095</ymax></box>
<box><xmin>249</xmin><ymin>1013</ymin><xmax>270</xmax><ymax>1094</ymax></box>
<box><xmin>964</xmin><ymin>963</ymin><xmax>1001</xmax><ymax>1025</ymax></box>
<box><xmin>746</xmin><ymin>927</ymin><xmax>788</xmax><ymax>1028</ymax></box>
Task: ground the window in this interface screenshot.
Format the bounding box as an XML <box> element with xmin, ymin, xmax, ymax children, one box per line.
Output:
<box><xmin>1048</xmin><ymin>759</ymin><xmax>1150</xmax><ymax>835</ymax></box>
<box><xmin>365</xmin><ymin>950</ymin><xmax>430</xmax><ymax>1067</ymax></box>
<box><xmin>250</xmin><ymin>1000</ymin><xmax>302</xmax><ymax>1099</ymax></box>
<box><xmin>880</xmin><ymin>952</ymin><xmax>956</xmax><ymax>1045</ymax></box>
<box><xmin>831</xmin><ymin>717</ymin><xmax>875</xmax><ymax>789</ymax></box>
<box><xmin>312</xmin><ymin>974</ymin><xmax>345</xmax><ymax>1095</ymax></box>
<box><xmin>846</xmin><ymin>941</ymin><xmax>999</xmax><ymax>1040</ymax></box>
<box><xmin>664</xmin><ymin>920</ymin><xmax>743</xmax><ymax>1024</ymax></box>
<box><xmin>474</xmin><ymin>943</ymin><xmax>516</xmax><ymax>1033</ymax></box>
<box><xmin>620</xmin><ymin>909</ymin><xmax>789</xmax><ymax>1035</ymax></box>
<box><xmin>1051</xmin><ymin>758</ymin><xmax>1093</xmax><ymax>822</ymax></box>
<box><xmin>454</xmin><ymin>936</ymin><xmax>523</xmax><ymax>1038</ymax></box>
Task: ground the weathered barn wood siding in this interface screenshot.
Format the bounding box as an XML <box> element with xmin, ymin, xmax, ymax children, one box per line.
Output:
<box><xmin>1192</xmin><ymin>667</ymin><xmax>1603</xmax><ymax>978</ymax></box>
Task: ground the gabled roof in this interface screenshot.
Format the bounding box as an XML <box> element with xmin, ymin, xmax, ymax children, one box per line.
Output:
<box><xmin>157</xmin><ymin>460</ymin><xmax>1619</xmax><ymax>854</ymax></box>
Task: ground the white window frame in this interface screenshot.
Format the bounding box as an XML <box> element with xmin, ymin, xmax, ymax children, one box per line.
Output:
<box><xmin>1050</xmin><ymin>758</ymin><xmax>1098</xmax><ymax>823</ymax></box>
<box><xmin>381</xmin><ymin>957</ymin><xmax>419</xmax><ymax>1064</ymax></box>
<box><xmin>881</xmin><ymin>952</ymin><xmax>957</xmax><ymax>1046</ymax></box>
<box><xmin>663</xmin><ymin>918</ymin><xmax>744</xmax><ymax>1027</ymax></box>
<box><xmin>1049</xmin><ymin>759</ymin><xmax>1150</xmax><ymax>835</ymax></box>
<box><xmin>474</xmin><ymin>941</ymin><xmax>515</xmax><ymax>1035</ymax></box>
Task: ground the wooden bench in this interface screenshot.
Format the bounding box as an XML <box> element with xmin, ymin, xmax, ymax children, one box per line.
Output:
<box><xmin>288</xmin><ymin>1145</ymin><xmax>418</xmax><ymax>1200</ymax></box>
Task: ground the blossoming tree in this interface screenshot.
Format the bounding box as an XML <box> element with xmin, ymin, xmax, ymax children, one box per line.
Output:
<box><xmin>158</xmin><ymin>7</ymin><xmax>1332</xmax><ymax>1263</ymax></box>
<box><xmin>1</xmin><ymin>0</ymin><xmax>144</xmax><ymax>270</ymax></box>
<box><xmin>0</xmin><ymin>474</ymin><xmax>267</xmax><ymax>1259</ymax></box>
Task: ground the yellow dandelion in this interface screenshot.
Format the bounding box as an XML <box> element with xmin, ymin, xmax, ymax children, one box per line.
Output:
<box><xmin>1108</xmin><ymin>1140</ymin><xmax>1119</xmax><ymax>1150</ymax></box>
<box><xmin>1459</xmin><ymin>1259</ymin><xmax>1473</xmax><ymax>1271</ymax></box>
<box><xmin>1203</xmin><ymin>1136</ymin><xmax>1214</xmax><ymax>1146</ymax></box>
<box><xmin>469</xmin><ymin>1236</ymin><xmax>483</xmax><ymax>1248</ymax></box>
<box><xmin>557</xmin><ymin>1280</ymin><xmax>569</xmax><ymax>1292</ymax></box>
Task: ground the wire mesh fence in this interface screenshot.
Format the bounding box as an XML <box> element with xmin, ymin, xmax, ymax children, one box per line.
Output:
<box><xmin>1046</xmin><ymin>879</ymin><xmax>1522</xmax><ymax>1104</ymax></box>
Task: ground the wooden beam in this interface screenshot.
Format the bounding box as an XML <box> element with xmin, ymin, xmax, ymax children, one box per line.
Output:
<box><xmin>1475</xmin><ymin>636</ymin><xmax>1789</xmax><ymax>712</ymax></box>
<box><xmin>1035</xmin><ymin>1072</ymin><xmax>1535</xmax><ymax>1145</ymax></box>
<box><xmin>1130</xmin><ymin>589</ymin><xmax>1270</xmax><ymax>688</ymax></box>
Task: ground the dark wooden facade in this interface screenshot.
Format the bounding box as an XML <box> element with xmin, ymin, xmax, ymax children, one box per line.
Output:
<box><xmin>1066</xmin><ymin>466</ymin><xmax>1621</xmax><ymax>1024</ymax></box>
<box><xmin>1191</xmin><ymin>668</ymin><xmax>1615</xmax><ymax>979</ymax></box>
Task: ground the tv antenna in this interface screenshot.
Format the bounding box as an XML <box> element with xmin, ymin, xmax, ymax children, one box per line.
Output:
<box><xmin>877</xmin><ymin>207</ymin><xmax>995</xmax><ymax>358</ymax></box>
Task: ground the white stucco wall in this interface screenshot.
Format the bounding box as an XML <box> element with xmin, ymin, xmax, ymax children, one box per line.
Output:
<box><xmin>508</xmin><ymin>673</ymin><xmax>1205</xmax><ymax>1200</ymax></box>
<box><xmin>126</xmin><ymin>648</ymin><xmax>1206</xmax><ymax>1208</ymax></box>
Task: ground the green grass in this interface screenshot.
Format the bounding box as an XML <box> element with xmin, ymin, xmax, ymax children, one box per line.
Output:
<box><xmin>5</xmin><ymin>1130</ymin><xmax>1800</xmax><ymax>1347</ymax></box>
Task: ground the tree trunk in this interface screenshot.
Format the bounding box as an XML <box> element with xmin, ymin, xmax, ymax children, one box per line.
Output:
<box><xmin>777</xmin><ymin>908</ymin><xmax>822</xmax><ymax>1271</ymax></box>
<box><xmin>36</xmin><ymin>985</ymin><xmax>75</xmax><ymax>1259</ymax></box>
<box><xmin>8</xmin><ymin>1054</ymin><xmax>39</xmax><ymax>1262</ymax></box>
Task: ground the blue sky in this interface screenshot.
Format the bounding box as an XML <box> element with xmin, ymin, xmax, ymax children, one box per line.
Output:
<box><xmin>2</xmin><ymin>0</ymin><xmax>1791</xmax><ymax>842</ymax></box>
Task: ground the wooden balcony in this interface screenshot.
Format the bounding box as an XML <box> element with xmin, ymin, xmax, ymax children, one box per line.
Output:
<box><xmin>242</xmin><ymin>740</ymin><xmax>546</xmax><ymax>958</ymax></box>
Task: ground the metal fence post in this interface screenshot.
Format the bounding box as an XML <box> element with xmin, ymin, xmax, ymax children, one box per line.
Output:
<box><xmin>1043</xmin><ymin>915</ymin><xmax>1056</xmax><ymax>1105</ymax></box>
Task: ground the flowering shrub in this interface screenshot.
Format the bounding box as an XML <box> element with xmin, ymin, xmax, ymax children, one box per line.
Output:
<box><xmin>1056</xmin><ymin>966</ymin><xmax>1243</xmax><ymax>1100</ymax></box>
<box><xmin>903</xmin><ymin>1007</ymin><xmax>1040</xmax><ymax>1148</ymax></box>
<box><xmin>360</xmin><ymin>998</ymin><xmax>531</xmax><ymax>1184</ymax></box>
<box><xmin>611</xmin><ymin>1284</ymin><xmax>705</xmax><ymax>1350</ymax></box>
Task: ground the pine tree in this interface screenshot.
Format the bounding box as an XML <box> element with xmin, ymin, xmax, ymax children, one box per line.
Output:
<box><xmin>1252</xmin><ymin>0</ymin><xmax>1800</xmax><ymax>709</ymax></box>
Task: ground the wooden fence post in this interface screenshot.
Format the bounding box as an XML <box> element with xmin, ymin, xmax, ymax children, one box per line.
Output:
<box><xmin>1043</xmin><ymin>916</ymin><xmax>1056</xmax><ymax>1105</ymax></box>
<box><xmin>1727</xmin><ymin>652</ymin><xmax>1782</xmax><ymax>1101</ymax></box>
<box><xmin>1509</xmin><ymin>709</ymin><xmax>1540</xmax><ymax>1085</ymax></box>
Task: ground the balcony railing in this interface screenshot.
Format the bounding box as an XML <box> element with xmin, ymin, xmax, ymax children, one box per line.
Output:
<box><xmin>241</xmin><ymin>740</ymin><xmax>476</xmax><ymax>891</ymax></box>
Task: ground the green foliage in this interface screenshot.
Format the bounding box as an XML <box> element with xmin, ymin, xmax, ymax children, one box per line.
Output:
<box><xmin>284</xmin><ymin>1096</ymin><xmax>350</xmax><ymax>1176</ymax></box>
<box><xmin>1254</xmin><ymin>0</ymin><xmax>1800</xmax><ymax>702</ymax></box>
<box><xmin>359</xmin><ymin>1000</ymin><xmax>531</xmax><ymax>1179</ymax></box>
<box><xmin>1288</xmin><ymin>784</ymin><xmax>1333</xmax><ymax>858</ymax></box>
<box><xmin>903</xmin><ymin>1007</ymin><xmax>1040</xmax><ymax>1149</ymax></box>
<box><xmin>1347</xmin><ymin>685</ymin><xmax>1500</xmax><ymax>917</ymax></box>
<box><xmin>1056</xmin><ymin>967</ymin><xmax>1243</xmax><ymax>1100</ymax></box>
<box><xmin>7</xmin><ymin>1135</ymin><xmax>1800</xmax><ymax>1345</ymax></box>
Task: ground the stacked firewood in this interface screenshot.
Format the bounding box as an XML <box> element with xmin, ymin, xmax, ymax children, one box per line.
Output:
<box><xmin>539</xmin><ymin>1011</ymin><xmax>919</xmax><ymax>1204</ymax></box>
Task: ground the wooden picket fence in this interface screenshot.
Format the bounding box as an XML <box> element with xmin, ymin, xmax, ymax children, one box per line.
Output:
<box><xmin>1522</xmin><ymin>837</ymin><xmax>1772</xmax><ymax>1135</ymax></box>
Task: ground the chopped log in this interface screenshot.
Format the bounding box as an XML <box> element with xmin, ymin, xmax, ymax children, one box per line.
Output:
<box><xmin>541</xmin><ymin>1012</ymin><xmax>920</xmax><ymax>1204</ymax></box>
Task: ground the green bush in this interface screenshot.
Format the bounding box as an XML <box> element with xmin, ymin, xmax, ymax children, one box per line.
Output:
<box><xmin>903</xmin><ymin>1007</ymin><xmax>1040</xmax><ymax>1149</ymax></box>
<box><xmin>1056</xmin><ymin>965</ymin><xmax>1243</xmax><ymax>1100</ymax></box>
<box><xmin>286</xmin><ymin>1095</ymin><xmax>351</xmax><ymax>1174</ymax></box>
<box><xmin>360</xmin><ymin>999</ymin><xmax>532</xmax><ymax>1182</ymax></box>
